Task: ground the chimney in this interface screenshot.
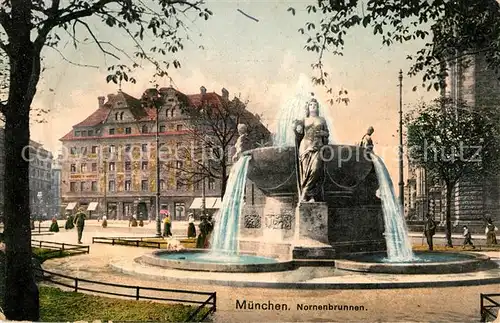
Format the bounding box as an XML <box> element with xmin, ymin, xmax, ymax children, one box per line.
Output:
<box><xmin>98</xmin><ymin>96</ymin><xmax>105</xmax><ymax>108</ymax></box>
<box><xmin>221</xmin><ymin>88</ymin><xmax>229</xmax><ymax>100</ymax></box>
<box><xmin>200</xmin><ymin>86</ymin><xmax>207</xmax><ymax>95</ymax></box>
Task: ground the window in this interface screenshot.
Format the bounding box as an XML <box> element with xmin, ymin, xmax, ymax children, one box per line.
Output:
<box><xmin>80</xmin><ymin>163</ymin><xmax>87</xmax><ymax>172</ymax></box>
<box><xmin>176</xmin><ymin>124</ymin><xmax>183</xmax><ymax>131</ymax></box>
<box><xmin>125</xmin><ymin>144</ymin><xmax>131</xmax><ymax>152</ymax></box>
<box><xmin>109</xmin><ymin>145</ymin><xmax>116</xmax><ymax>153</ymax></box>
<box><xmin>176</xmin><ymin>161</ymin><xmax>183</xmax><ymax>169</ymax></box>
<box><xmin>120</xmin><ymin>112</ymin><xmax>124</xmax><ymax>120</ymax></box>
<box><xmin>125</xmin><ymin>161</ymin><xmax>131</xmax><ymax>171</ymax></box>
<box><xmin>75</xmin><ymin>131</ymin><xmax>81</xmax><ymax>137</ymax></box>
<box><xmin>70</xmin><ymin>182</ymin><xmax>76</xmax><ymax>192</ymax></box>
<box><xmin>70</xmin><ymin>147</ymin><xmax>77</xmax><ymax>155</ymax></box>
<box><xmin>109</xmin><ymin>128</ymin><xmax>115</xmax><ymax>135</ymax></box>
<box><xmin>81</xmin><ymin>130</ymin><xmax>87</xmax><ymax>137</ymax></box>
<box><xmin>125</xmin><ymin>127</ymin><xmax>131</xmax><ymax>134</ymax></box>
<box><xmin>170</xmin><ymin>109</ymin><xmax>175</xmax><ymax>117</ymax></box>
<box><xmin>165</xmin><ymin>109</ymin><xmax>170</xmax><ymax>117</ymax></box>
<box><xmin>194</xmin><ymin>180</ymin><xmax>201</xmax><ymax>191</ymax></box>
<box><xmin>108</xmin><ymin>180</ymin><xmax>116</xmax><ymax>192</ymax></box>
<box><xmin>80</xmin><ymin>182</ymin><xmax>85</xmax><ymax>191</ymax></box>
<box><xmin>91</xmin><ymin>146</ymin><xmax>98</xmax><ymax>153</ymax></box>
<box><xmin>88</xmin><ymin>130</ymin><xmax>93</xmax><ymax>137</ymax></box>
<box><xmin>70</xmin><ymin>164</ymin><xmax>76</xmax><ymax>172</ymax></box>
<box><xmin>91</xmin><ymin>163</ymin><xmax>97</xmax><ymax>172</ymax></box>
<box><xmin>141</xmin><ymin>180</ymin><xmax>148</xmax><ymax>191</ymax></box>
<box><xmin>115</xmin><ymin>112</ymin><xmax>119</xmax><ymax>120</ymax></box>
<box><xmin>81</xmin><ymin>147</ymin><xmax>87</xmax><ymax>155</ymax></box>
<box><xmin>176</xmin><ymin>181</ymin><xmax>183</xmax><ymax>190</ymax></box>
<box><xmin>91</xmin><ymin>181</ymin><xmax>97</xmax><ymax>192</ymax></box>
<box><xmin>159</xmin><ymin>125</ymin><xmax>166</xmax><ymax>132</ymax></box>
<box><xmin>109</xmin><ymin>162</ymin><xmax>115</xmax><ymax>171</ymax></box>
<box><xmin>141</xmin><ymin>144</ymin><xmax>147</xmax><ymax>152</ymax></box>
<box><xmin>160</xmin><ymin>179</ymin><xmax>166</xmax><ymax>190</ymax></box>
<box><xmin>208</xmin><ymin>177</ymin><xmax>215</xmax><ymax>190</ymax></box>
<box><xmin>125</xmin><ymin>180</ymin><xmax>131</xmax><ymax>191</ymax></box>
<box><xmin>141</xmin><ymin>125</ymin><xmax>148</xmax><ymax>133</ymax></box>
<box><xmin>141</xmin><ymin>161</ymin><xmax>148</xmax><ymax>170</ymax></box>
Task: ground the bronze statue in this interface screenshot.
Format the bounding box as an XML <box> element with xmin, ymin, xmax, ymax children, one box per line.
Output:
<box><xmin>360</xmin><ymin>126</ymin><xmax>375</xmax><ymax>153</ymax></box>
<box><xmin>294</xmin><ymin>98</ymin><xmax>329</xmax><ymax>203</ymax></box>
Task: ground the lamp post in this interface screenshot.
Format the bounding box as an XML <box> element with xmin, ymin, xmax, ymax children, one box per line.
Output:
<box><xmin>142</xmin><ymin>88</ymin><xmax>163</xmax><ymax>237</ymax></box>
<box><xmin>37</xmin><ymin>191</ymin><xmax>43</xmax><ymax>233</ymax></box>
<box><xmin>398</xmin><ymin>70</ymin><xmax>404</xmax><ymax>213</ymax></box>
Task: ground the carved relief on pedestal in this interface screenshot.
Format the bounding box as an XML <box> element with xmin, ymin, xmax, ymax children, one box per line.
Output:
<box><xmin>244</xmin><ymin>212</ymin><xmax>261</xmax><ymax>229</ymax></box>
<box><xmin>264</xmin><ymin>211</ymin><xmax>292</xmax><ymax>230</ymax></box>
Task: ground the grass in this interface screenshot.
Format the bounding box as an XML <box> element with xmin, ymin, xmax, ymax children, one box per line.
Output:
<box><xmin>39</xmin><ymin>285</ymin><xmax>211</xmax><ymax>322</ymax></box>
<box><xmin>32</xmin><ymin>247</ymin><xmax>73</xmax><ymax>262</ymax></box>
<box><xmin>114</xmin><ymin>237</ymin><xmax>198</xmax><ymax>249</ymax></box>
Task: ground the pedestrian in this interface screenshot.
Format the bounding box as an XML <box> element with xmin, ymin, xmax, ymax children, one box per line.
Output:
<box><xmin>73</xmin><ymin>207</ymin><xmax>86</xmax><ymax>244</ymax></box>
<box><xmin>163</xmin><ymin>213</ymin><xmax>172</xmax><ymax>237</ymax></box>
<box><xmin>64</xmin><ymin>212</ymin><xmax>74</xmax><ymax>230</ymax></box>
<box><xmin>485</xmin><ymin>218</ymin><xmax>498</xmax><ymax>246</ymax></box>
<box><xmin>187</xmin><ymin>213</ymin><xmax>196</xmax><ymax>238</ymax></box>
<box><xmin>49</xmin><ymin>217</ymin><xmax>59</xmax><ymax>233</ymax></box>
<box><xmin>423</xmin><ymin>214</ymin><xmax>437</xmax><ymax>251</ymax></box>
<box><xmin>462</xmin><ymin>225</ymin><xmax>475</xmax><ymax>249</ymax></box>
<box><xmin>102</xmin><ymin>215</ymin><xmax>108</xmax><ymax>228</ymax></box>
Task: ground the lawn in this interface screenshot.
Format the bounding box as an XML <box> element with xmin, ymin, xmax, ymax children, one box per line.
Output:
<box><xmin>39</xmin><ymin>286</ymin><xmax>210</xmax><ymax>322</ymax></box>
<box><xmin>32</xmin><ymin>247</ymin><xmax>73</xmax><ymax>262</ymax></box>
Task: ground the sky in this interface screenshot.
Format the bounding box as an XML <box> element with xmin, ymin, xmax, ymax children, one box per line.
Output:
<box><xmin>30</xmin><ymin>0</ymin><xmax>438</xmax><ymax>184</ymax></box>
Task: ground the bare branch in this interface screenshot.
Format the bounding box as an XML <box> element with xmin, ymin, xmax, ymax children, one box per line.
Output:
<box><xmin>47</xmin><ymin>44</ymin><xmax>99</xmax><ymax>68</ymax></box>
<box><xmin>75</xmin><ymin>19</ymin><xmax>120</xmax><ymax>60</ymax></box>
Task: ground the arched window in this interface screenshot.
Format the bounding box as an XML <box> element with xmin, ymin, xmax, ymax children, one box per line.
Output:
<box><xmin>171</xmin><ymin>108</ymin><xmax>175</xmax><ymax>117</ymax></box>
<box><xmin>160</xmin><ymin>179</ymin><xmax>166</xmax><ymax>190</ymax></box>
<box><xmin>165</xmin><ymin>109</ymin><xmax>170</xmax><ymax>118</ymax></box>
<box><xmin>120</xmin><ymin>112</ymin><xmax>124</xmax><ymax>120</ymax></box>
<box><xmin>115</xmin><ymin>112</ymin><xmax>119</xmax><ymax>120</ymax></box>
<box><xmin>141</xmin><ymin>125</ymin><xmax>148</xmax><ymax>133</ymax></box>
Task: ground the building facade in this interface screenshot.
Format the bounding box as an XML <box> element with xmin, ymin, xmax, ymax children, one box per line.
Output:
<box><xmin>59</xmin><ymin>87</ymin><xmax>270</xmax><ymax>220</ymax></box>
<box><xmin>405</xmin><ymin>53</ymin><xmax>500</xmax><ymax>230</ymax></box>
<box><xmin>50</xmin><ymin>155</ymin><xmax>62</xmax><ymax>217</ymax></box>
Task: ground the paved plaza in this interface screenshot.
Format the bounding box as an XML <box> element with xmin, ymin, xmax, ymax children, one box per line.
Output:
<box><xmin>37</xmin><ymin>220</ymin><xmax>500</xmax><ymax>322</ymax></box>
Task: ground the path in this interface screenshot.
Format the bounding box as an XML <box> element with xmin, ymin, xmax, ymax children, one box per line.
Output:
<box><xmin>39</xmin><ymin>225</ymin><xmax>499</xmax><ymax>322</ymax></box>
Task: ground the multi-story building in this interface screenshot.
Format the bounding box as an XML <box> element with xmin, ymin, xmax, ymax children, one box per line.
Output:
<box><xmin>59</xmin><ymin>86</ymin><xmax>270</xmax><ymax>220</ymax></box>
<box><xmin>406</xmin><ymin>52</ymin><xmax>500</xmax><ymax>231</ymax></box>
<box><xmin>28</xmin><ymin>140</ymin><xmax>54</xmax><ymax>219</ymax></box>
<box><xmin>0</xmin><ymin>128</ymin><xmax>54</xmax><ymax>219</ymax></box>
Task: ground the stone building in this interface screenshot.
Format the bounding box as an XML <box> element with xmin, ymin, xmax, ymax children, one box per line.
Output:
<box><xmin>406</xmin><ymin>53</ymin><xmax>500</xmax><ymax>231</ymax></box>
<box><xmin>50</xmin><ymin>155</ymin><xmax>62</xmax><ymax>217</ymax></box>
<box><xmin>59</xmin><ymin>87</ymin><xmax>270</xmax><ymax>220</ymax></box>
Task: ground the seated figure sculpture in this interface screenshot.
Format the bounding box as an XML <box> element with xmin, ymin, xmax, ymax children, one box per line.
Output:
<box><xmin>360</xmin><ymin>126</ymin><xmax>375</xmax><ymax>153</ymax></box>
<box><xmin>232</xmin><ymin>123</ymin><xmax>253</xmax><ymax>162</ymax></box>
<box><xmin>293</xmin><ymin>98</ymin><xmax>329</xmax><ymax>203</ymax></box>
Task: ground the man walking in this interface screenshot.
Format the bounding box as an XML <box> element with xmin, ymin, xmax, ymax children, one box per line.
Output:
<box><xmin>73</xmin><ymin>207</ymin><xmax>87</xmax><ymax>244</ymax></box>
<box><xmin>423</xmin><ymin>214</ymin><xmax>437</xmax><ymax>251</ymax></box>
<box><xmin>462</xmin><ymin>225</ymin><xmax>475</xmax><ymax>249</ymax></box>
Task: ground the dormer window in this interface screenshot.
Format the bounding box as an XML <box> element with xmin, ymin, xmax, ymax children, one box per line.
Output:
<box><xmin>120</xmin><ymin>112</ymin><xmax>124</xmax><ymax>120</ymax></box>
<box><xmin>115</xmin><ymin>112</ymin><xmax>119</xmax><ymax>120</ymax></box>
<box><xmin>88</xmin><ymin>130</ymin><xmax>93</xmax><ymax>136</ymax></box>
<box><xmin>141</xmin><ymin>125</ymin><xmax>148</xmax><ymax>133</ymax></box>
<box><xmin>109</xmin><ymin>128</ymin><xmax>115</xmax><ymax>135</ymax></box>
<box><xmin>165</xmin><ymin>109</ymin><xmax>170</xmax><ymax>118</ymax></box>
<box><xmin>81</xmin><ymin>130</ymin><xmax>87</xmax><ymax>137</ymax></box>
<box><xmin>75</xmin><ymin>131</ymin><xmax>81</xmax><ymax>137</ymax></box>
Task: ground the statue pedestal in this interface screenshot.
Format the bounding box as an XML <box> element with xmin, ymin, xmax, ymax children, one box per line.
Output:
<box><xmin>292</xmin><ymin>202</ymin><xmax>335</xmax><ymax>259</ymax></box>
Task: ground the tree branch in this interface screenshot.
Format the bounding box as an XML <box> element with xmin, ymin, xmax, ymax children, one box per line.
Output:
<box><xmin>75</xmin><ymin>19</ymin><xmax>120</xmax><ymax>60</ymax></box>
<box><xmin>47</xmin><ymin>44</ymin><xmax>99</xmax><ymax>68</ymax></box>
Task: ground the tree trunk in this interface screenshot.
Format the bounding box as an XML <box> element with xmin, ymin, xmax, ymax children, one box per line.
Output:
<box><xmin>444</xmin><ymin>182</ymin><xmax>455</xmax><ymax>247</ymax></box>
<box><xmin>3</xmin><ymin>5</ymin><xmax>41</xmax><ymax>317</ymax></box>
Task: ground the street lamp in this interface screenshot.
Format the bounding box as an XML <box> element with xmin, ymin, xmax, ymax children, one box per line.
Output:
<box><xmin>142</xmin><ymin>88</ymin><xmax>163</xmax><ymax>237</ymax></box>
<box><xmin>398</xmin><ymin>70</ymin><xmax>404</xmax><ymax>214</ymax></box>
<box><xmin>37</xmin><ymin>191</ymin><xmax>43</xmax><ymax>233</ymax></box>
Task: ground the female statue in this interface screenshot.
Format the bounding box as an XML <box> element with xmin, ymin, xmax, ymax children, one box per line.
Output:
<box><xmin>294</xmin><ymin>98</ymin><xmax>329</xmax><ymax>203</ymax></box>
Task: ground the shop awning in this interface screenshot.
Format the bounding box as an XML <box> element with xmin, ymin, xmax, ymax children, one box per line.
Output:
<box><xmin>189</xmin><ymin>197</ymin><xmax>221</xmax><ymax>209</ymax></box>
<box><xmin>87</xmin><ymin>202</ymin><xmax>98</xmax><ymax>211</ymax></box>
<box><xmin>65</xmin><ymin>202</ymin><xmax>77</xmax><ymax>211</ymax></box>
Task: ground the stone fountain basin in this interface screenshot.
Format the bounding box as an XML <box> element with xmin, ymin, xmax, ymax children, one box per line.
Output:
<box><xmin>334</xmin><ymin>251</ymin><xmax>496</xmax><ymax>274</ymax></box>
<box><xmin>246</xmin><ymin>145</ymin><xmax>374</xmax><ymax>196</ymax></box>
<box><xmin>140</xmin><ymin>249</ymin><xmax>296</xmax><ymax>273</ymax></box>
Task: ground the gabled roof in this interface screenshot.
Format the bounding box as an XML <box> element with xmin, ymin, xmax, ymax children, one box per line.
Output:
<box><xmin>187</xmin><ymin>92</ymin><xmax>222</xmax><ymax>107</ymax></box>
<box><xmin>74</xmin><ymin>107</ymin><xmax>110</xmax><ymax>127</ymax></box>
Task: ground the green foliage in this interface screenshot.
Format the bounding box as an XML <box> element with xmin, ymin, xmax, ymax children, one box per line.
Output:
<box><xmin>290</xmin><ymin>0</ymin><xmax>500</xmax><ymax>99</ymax></box>
<box><xmin>406</xmin><ymin>97</ymin><xmax>500</xmax><ymax>186</ymax></box>
<box><xmin>39</xmin><ymin>286</ymin><xmax>210</xmax><ymax>322</ymax></box>
<box><xmin>31</xmin><ymin>248</ymin><xmax>72</xmax><ymax>262</ymax></box>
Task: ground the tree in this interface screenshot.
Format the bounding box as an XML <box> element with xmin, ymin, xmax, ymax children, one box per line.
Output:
<box><xmin>0</xmin><ymin>1</ymin><xmax>211</xmax><ymax>320</ymax></box>
<box><xmin>176</xmin><ymin>94</ymin><xmax>270</xmax><ymax>199</ymax></box>
<box><xmin>288</xmin><ymin>0</ymin><xmax>500</xmax><ymax>93</ymax></box>
<box><xmin>406</xmin><ymin>97</ymin><xmax>500</xmax><ymax>247</ymax></box>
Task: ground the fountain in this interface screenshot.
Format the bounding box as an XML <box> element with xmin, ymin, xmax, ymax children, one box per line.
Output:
<box><xmin>138</xmin><ymin>84</ymin><xmax>496</xmax><ymax>275</ymax></box>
